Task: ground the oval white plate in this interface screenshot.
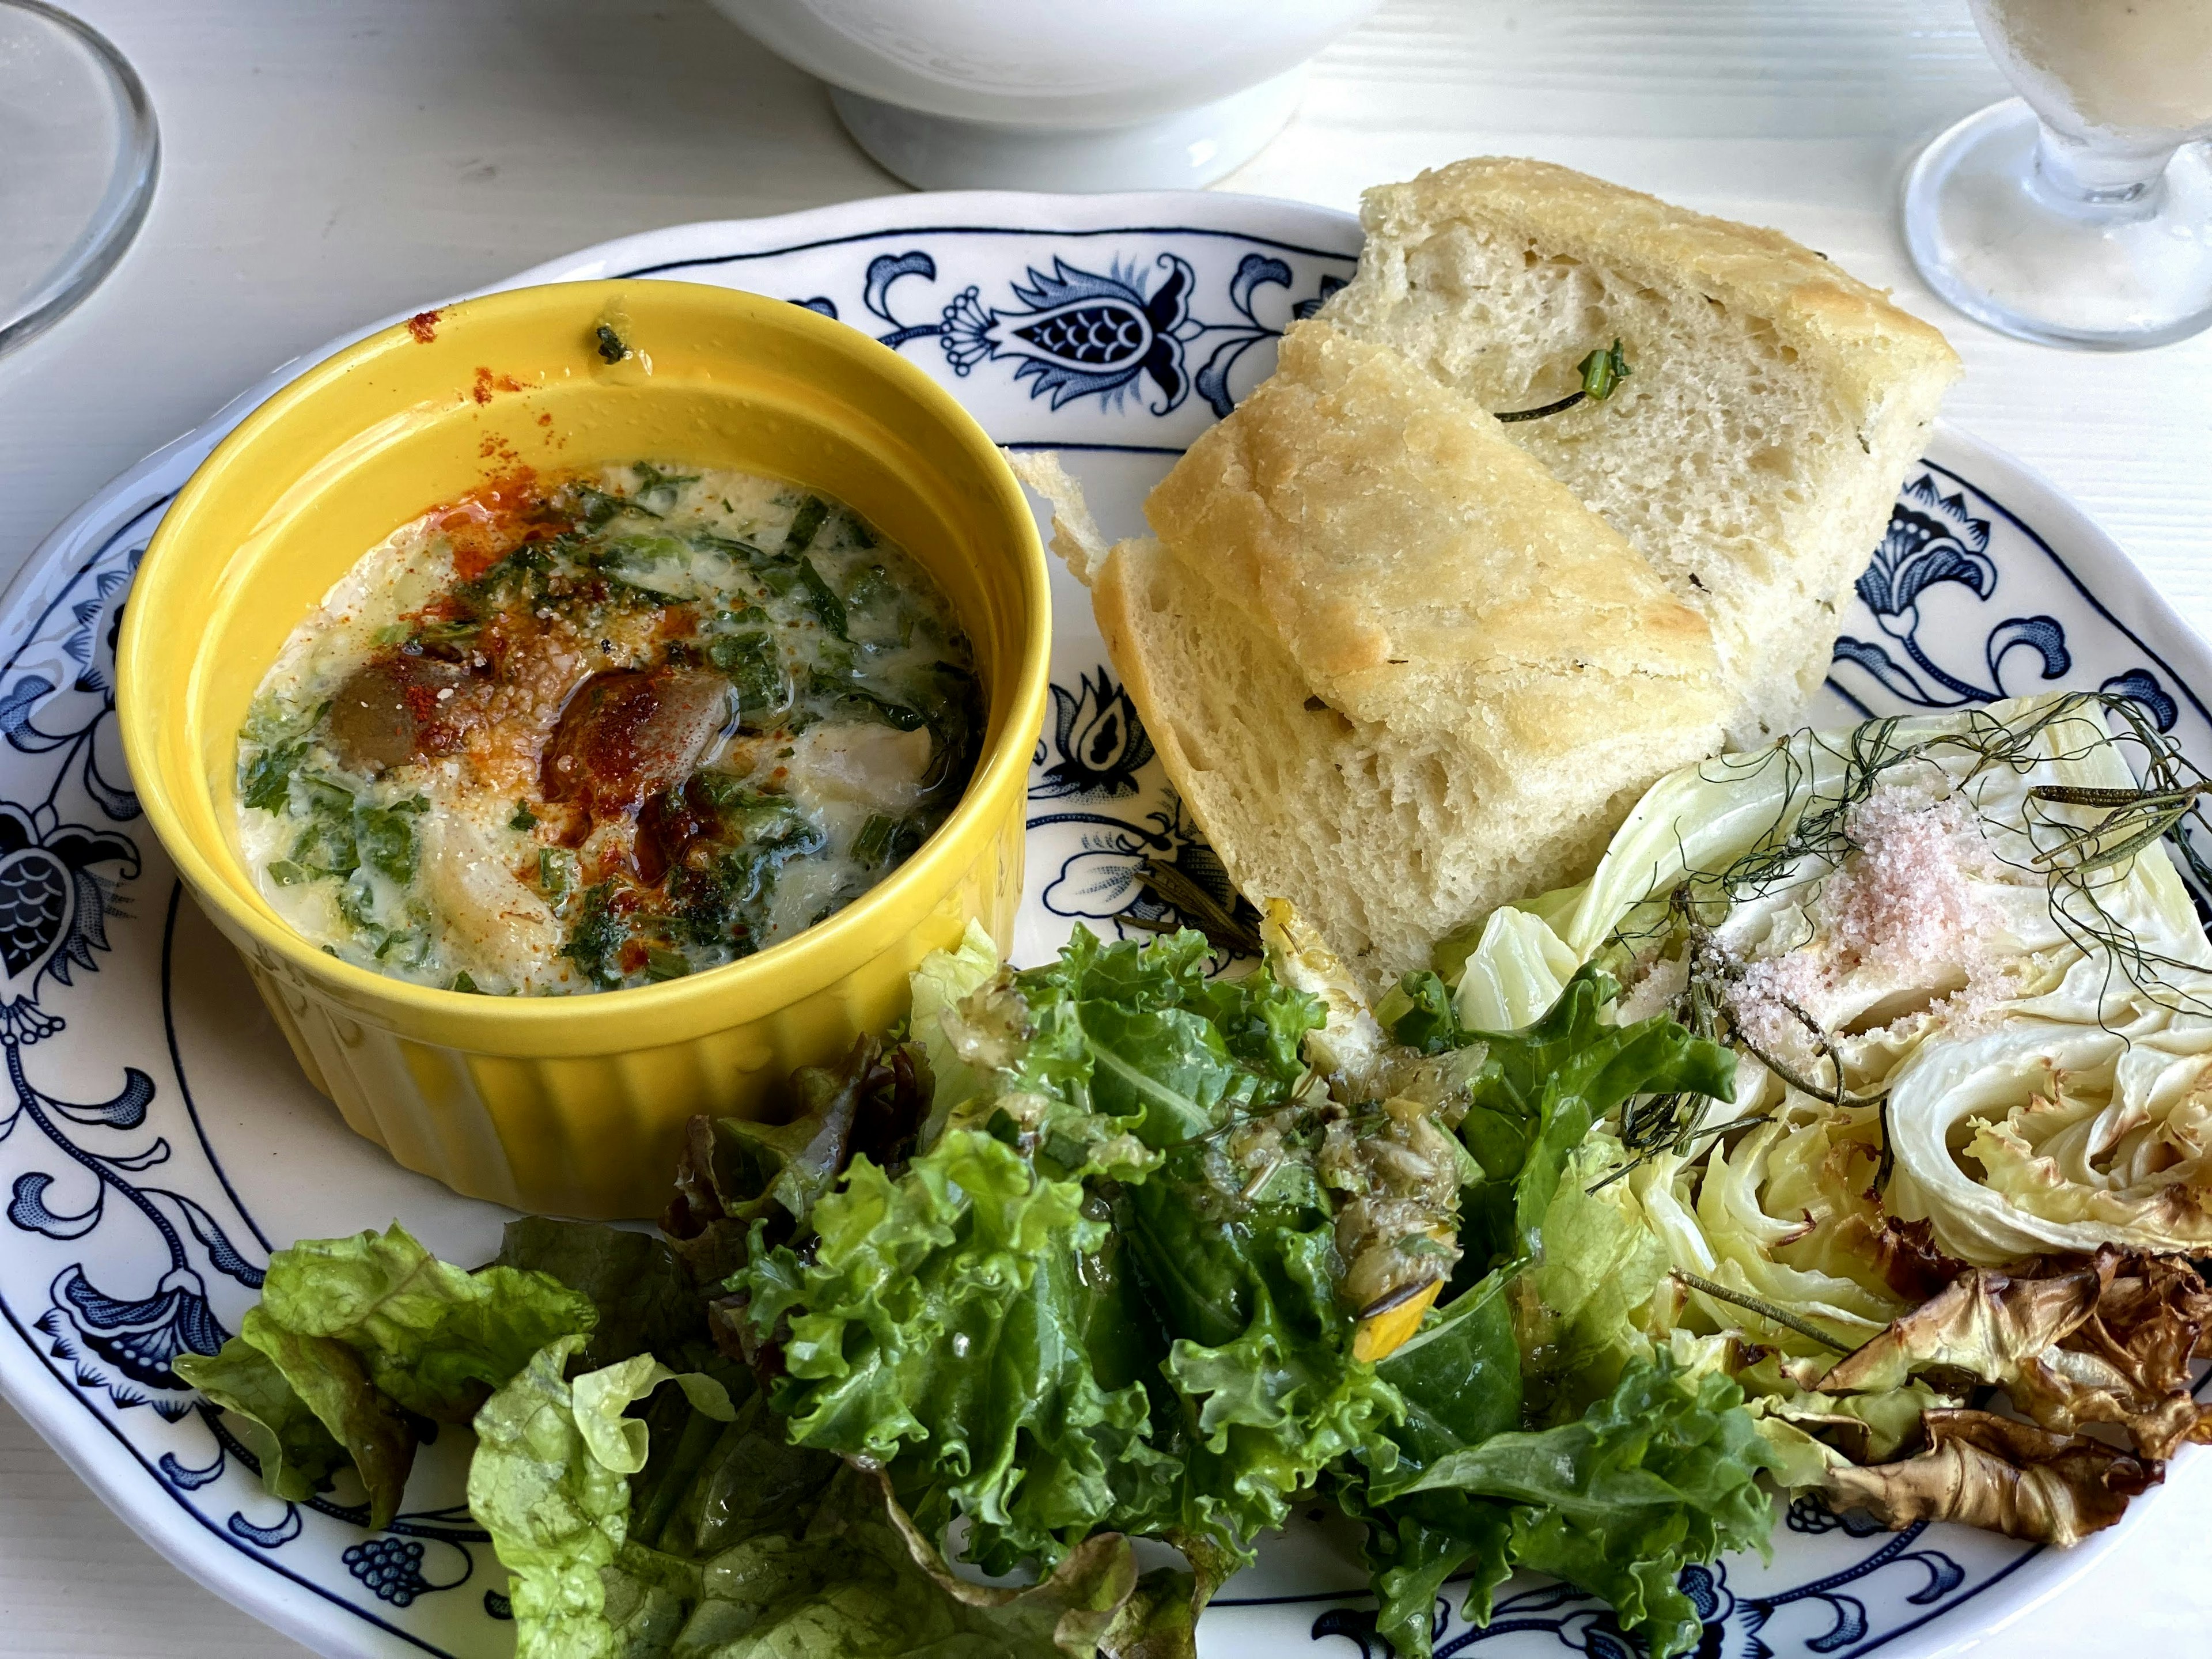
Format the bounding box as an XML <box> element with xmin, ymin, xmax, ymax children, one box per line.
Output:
<box><xmin>1</xmin><ymin>191</ymin><xmax>2203</xmax><ymax>1659</ymax></box>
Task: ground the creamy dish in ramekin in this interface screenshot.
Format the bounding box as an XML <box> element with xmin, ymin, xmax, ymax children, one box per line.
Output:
<box><xmin>236</xmin><ymin>461</ymin><xmax>980</xmax><ymax>995</ymax></box>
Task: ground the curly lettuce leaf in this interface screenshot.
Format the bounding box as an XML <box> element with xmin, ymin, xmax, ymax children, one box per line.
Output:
<box><xmin>262</xmin><ymin>1222</ymin><xmax>594</xmax><ymax>1422</ymax></box>
<box><xmin>1402</xmin><ymin>1354</ymin><xmax>1777</xmax><ymax>1659</ymax></box>
<box><xmin>734</xmin><ymin>1125</ymin><xmax>1172</xmax><ymax>1575</ymax></box>
<box><xmin>1122</xmin><ymin>1143</ymin><xmax>1403</xmax><ymax>1548</ymax></box>
<box><xmin>479</xmin><ymin>1338</ymin><xmax>1153</xmax><ymax>1659</ymax></box>
<box><xmin>471</xmin><ymin>1335</ymin><xmax>738</xmax><ymax>1659</ymax></box>
<box><xmin>1347</xmin><ymin>1269</ymin><xmax>1522</xmax><ymax>1656</ymax></box>
<box><xmin>721</xmin><ymin>926</ymin><xmax>1362</xmax><ymax>1590</ymax></box>
<box><xmin>1454</xmin><ymin>968</ymin><xmax>1736</xmax><ymax>1272</ymax></box>
<box><xmin>937</xmin><ymin>927</ymin><xmax>1324</xmax><ymax>1176</ymax></box>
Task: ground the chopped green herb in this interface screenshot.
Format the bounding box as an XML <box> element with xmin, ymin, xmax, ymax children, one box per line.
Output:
<box><xmin>706</xmin><ymin>631</ymin><xmax>789</xmax><ymax>716</ymax></box>
<box><xmin>375</xmin><ymin>927</ymin><xmax>429</xmax><ymax>967</ymax></box>
<box><xmin>643</xmin><ymin>946</ymin><xmax>691</xmax><ymax>982</ymax></box>
<box><xmin>1494</xmin><ymin>338</ymin><xmax>1635</xmax><ymax>423</ymax></box>
<box><xmin>630</xmin><ymin>463</ymin><xmax>699</xmax><ymax>511</ymax></box>
<box><xmin>335</xmin><ymin>879</ymin><xmax>377</xmax><ymax>930</ymax></box>
<box><xmin>1579</xmin><ymin>336</ymin><xmax>1633</xmax><ymax>402</ymax></box>
<box><xmin>571</xmin><ymin>484</ymin><xmax>650</xmax><ymax>529</ymax></box>
<box><xmin>539</xmin><ymin>848</ymin><xmax>577</xmax><ymax>907</ymax></box>
<box><xmin>593</xmin><ymin>322</ymin><xmax>629</xmax><ymax>363</ymax></box>
<box><xmin>354</xmin><ymin>807</ymin><xmax>419</xmax><ymax>884</ymax></box>
<box><xmin>783</xmin><ymin>495</ymin><xmax>829</xmax><ymax>554</ymax></box>
<box><xmin>509</xmin><ymin>802</ymin><xmax>537</xmax><ymax>832</ymax></box>
<box><xmin>562</xmin><ymin>883</ymin><xmax>628</xmax><ymax>989</ymax></box>
<box><xmin>844</xmin><ymin>563</ymin><xmax>893</xmax><ymax>611</ymax></box>
<box><xmin>795</xmin><ymin>556</ymin><xmax>849</xmax><ymax>641</ymax></box>
<box><xmin>450</xmin><ymin>970</ymin><xmax>482</xmax><ymax>994</ymax></box>
<box><xmin>808</xmin><ymin>669</ymin><xmax>925</xmax><ymax>732</ymax></box>
<box><xmin>298</xmin><ymin>774</ymin><xmax>357</xmax><ymax>818</ymax></box>
<box><xmin>290</xmin><ymin>817</ymin><xmax>359</xmax><ymax>880</ymax></box>
<box><xmin>853</xmin><ymin>812</ymin><xmax>922</xmax><ymax>869</ymax></box>
<box><xmin>238</xmin><ymin>742</ymin><xmax>307</xmax><ymax>813</ymax></box>
<box><xmin>266</xmin><ymin>859</ymin><xmax>313</xmax><ymax>887</ymax></box>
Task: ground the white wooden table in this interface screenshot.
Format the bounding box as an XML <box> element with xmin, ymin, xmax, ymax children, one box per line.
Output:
<box><xmin>2</xmin><ymin>2</ymin><xmax>2208</xmax><ymax>1653</ymax></box>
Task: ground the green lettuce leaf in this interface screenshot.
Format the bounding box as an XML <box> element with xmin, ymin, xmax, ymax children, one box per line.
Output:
<box><xmin>1519</xmin><ymin>1133</ymin><xmax>1673</xmax><ymax>1419</ymax></box>
<box><xmin>494</xmin><ymin>1216</ymin><xmax>708</xmax><ymax>1373</ymax></box>
<box><xmin>730</xmin><ymin>926</ymin><xmax>1351</xmax><ymax>1578</ymax></box>
<box><xmin>171</xmin><ymin>1319</ymin><xmax>368</xmax><ymax>1511</ymax></box>
<box><xmin>1120</xmin><ymin>1143</ymin><xmax>1403</xmax><ymax>1549</ymax></box>
<box><xmin>936</xmin><ymin>927</ymin><xmax>1324</xmax><ymax>1177</ymax></box>
<box><xmin>1348</xmin><ymin>1269</ymin><xmax>1522</xmax><ymax>1655</ymax></box>
<box><xmin>1401</xmin><ymin>1354</ymin><xmax>1778</xmax><ymax>1659</ymax></box>
<box><xmin>910</xmin><ymin>917</ymin><xmax>1003</xmax><ymax>1139</ymax></box>
<box><xmin>470</xmin><ymin>1335</ymin><xmax>736</xmax><ymax>1659</ymax></box>
<box><xmin>663</xmin><ymin>1036</ymin><xmax>934</xmax><ymax>1297</ymax></box>
<box><xmin>735</xmin><ymin>1126</ymin><xmax>1172</xmax><ymax>1576</ymax></box>
<box><xmin>176</xmin><ymin>1223</ymin><xmax>596</xmax><ymax>1529</ymax></box>
<box><xmin>478</xmin><ymin>1336</ymin><xmax>1153</xmax><ymax>1659</ymax></box>
<box><xmin>1454</xmin><ymin>968</ymin><xmax>1736</xmax><ymax>1272</ymax></box>
<box><xmin>262</xmin><ymin>1222</ymin><xmax>594</xmax><ymax>1422</ymax></box>
<box><xmin>1335</xmin><ymin>970</ymin><xmax>1745</xmax><ymax>1659</ymax></box>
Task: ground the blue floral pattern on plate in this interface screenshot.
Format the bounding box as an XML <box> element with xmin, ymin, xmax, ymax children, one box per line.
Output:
<box><xmin>0</xmin><ymin>192</ymin><xmax>2204</xmax><ymax>1659</ymax></box>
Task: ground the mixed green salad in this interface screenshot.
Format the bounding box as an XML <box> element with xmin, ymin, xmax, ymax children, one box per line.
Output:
<box><xmin>179</xmin><ymin>694</ymin><xmax>2212</xmax><ymax>1658</ymax></box>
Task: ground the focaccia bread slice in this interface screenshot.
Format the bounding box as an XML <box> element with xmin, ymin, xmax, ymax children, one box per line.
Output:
<box><xmin>1084</xmin><ymin>535</ymin><xmax>1710</xmax><ymax>994</ymax></box>
<box><xmin>1012</xmin><ymin>321</ymin><xmax>1731</xmax><ymax>993</ymax></box>
<box><xmin>1319</xmin><ymin>157</ymin><xmax>1961</xmax><ymax>745</ymax></box>
<box><xmin>1144</xmin><ymin>320</ymin><xmax>1723</xmax><ymax>753</ymax></box>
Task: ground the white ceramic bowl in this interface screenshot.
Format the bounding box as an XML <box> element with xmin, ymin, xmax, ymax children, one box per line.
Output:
<box><xmin>709</xmin><ymin>0</ymin><xmax>1384</xmax><ymax>190</ymax></box>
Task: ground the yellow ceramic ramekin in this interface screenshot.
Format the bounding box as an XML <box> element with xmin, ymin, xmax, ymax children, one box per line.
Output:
<box><xmin>119</xmin><ymin>281</ymin><xmax>1048</xmax><ymax>1219</ymax></box>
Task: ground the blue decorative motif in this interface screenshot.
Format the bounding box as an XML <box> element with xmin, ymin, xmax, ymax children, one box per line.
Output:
<box><xmin>1034</xmin><ymin>669</ymin><xmax>1156</xmax><ymax>800</ymax></box>
<box><xmin>851</xmin><ymin>247</ymin><xmax>1338</xmax><ymax>417</ymax></box>
<box><xmin>1834</xmin><ymin>475</ymin><xmax>2071</xmax><ymax>707</ymax></box>
<box><xmin>1828</xmin><ymin>473</ymin><xmax>2185</xmax><ymax>752</ymax></box>
<box><xmin>1305</xmin><ymin>1534</ymin><xmax>1970</xmax><ymax>1659</ymax></box>
<box><xmin>344</xmin><ymin>1526</ymin><xmax>476</xmax><ymax>1607</ymax></box>
<box><xmin>0</xmin><ymin>560</ymin><xmax>259</xmax><ymax>1416</ymax></box>
<box><xmin>1028</xmin><ymin>672</ymin><xmax>1254</xmax><ymax>953</ymax></box>
<box><xmin>2100</xmin><ymin>666</ymin><xmax>2179</xmax><ymax>732</ymax></box>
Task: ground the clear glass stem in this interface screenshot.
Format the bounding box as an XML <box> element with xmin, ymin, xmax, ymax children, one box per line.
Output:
<box><xmin>2030</xmin><ymin>123</ymin><xmax>2179</xmax><ymax>217</ymax></box>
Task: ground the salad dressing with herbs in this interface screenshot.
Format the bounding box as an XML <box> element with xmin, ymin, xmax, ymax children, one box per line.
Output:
<box><xmin>235</xmin><ymin>463</ymin><xmax>980</xmax><ymax>994</ymax></box>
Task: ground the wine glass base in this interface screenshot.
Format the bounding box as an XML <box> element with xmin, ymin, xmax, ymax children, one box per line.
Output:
<box><xmin>0</xmin><ymin>1</ymin><xmax>159</xmax><ymax>358</ymax></box>
<box><xmin>1903</xmin><ymin>99</ymin><xmax>2212</xmax><ymax>351</ymax></box>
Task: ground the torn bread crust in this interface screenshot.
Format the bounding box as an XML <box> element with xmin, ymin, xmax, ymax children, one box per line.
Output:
<box><xmin>1319</xmin><ymin>156</ymin><xmax>1961</xmax><ymax>748</ymax></box>
<box><xmin>1143</xmin><ymin>323</ymin><xmax>1725</xmax><ymax>751</ymax></box>
<box><xmin>1005</xmin><ymin>449</ymin><xmax>1109</xmax><ymax>586</ymax></box>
